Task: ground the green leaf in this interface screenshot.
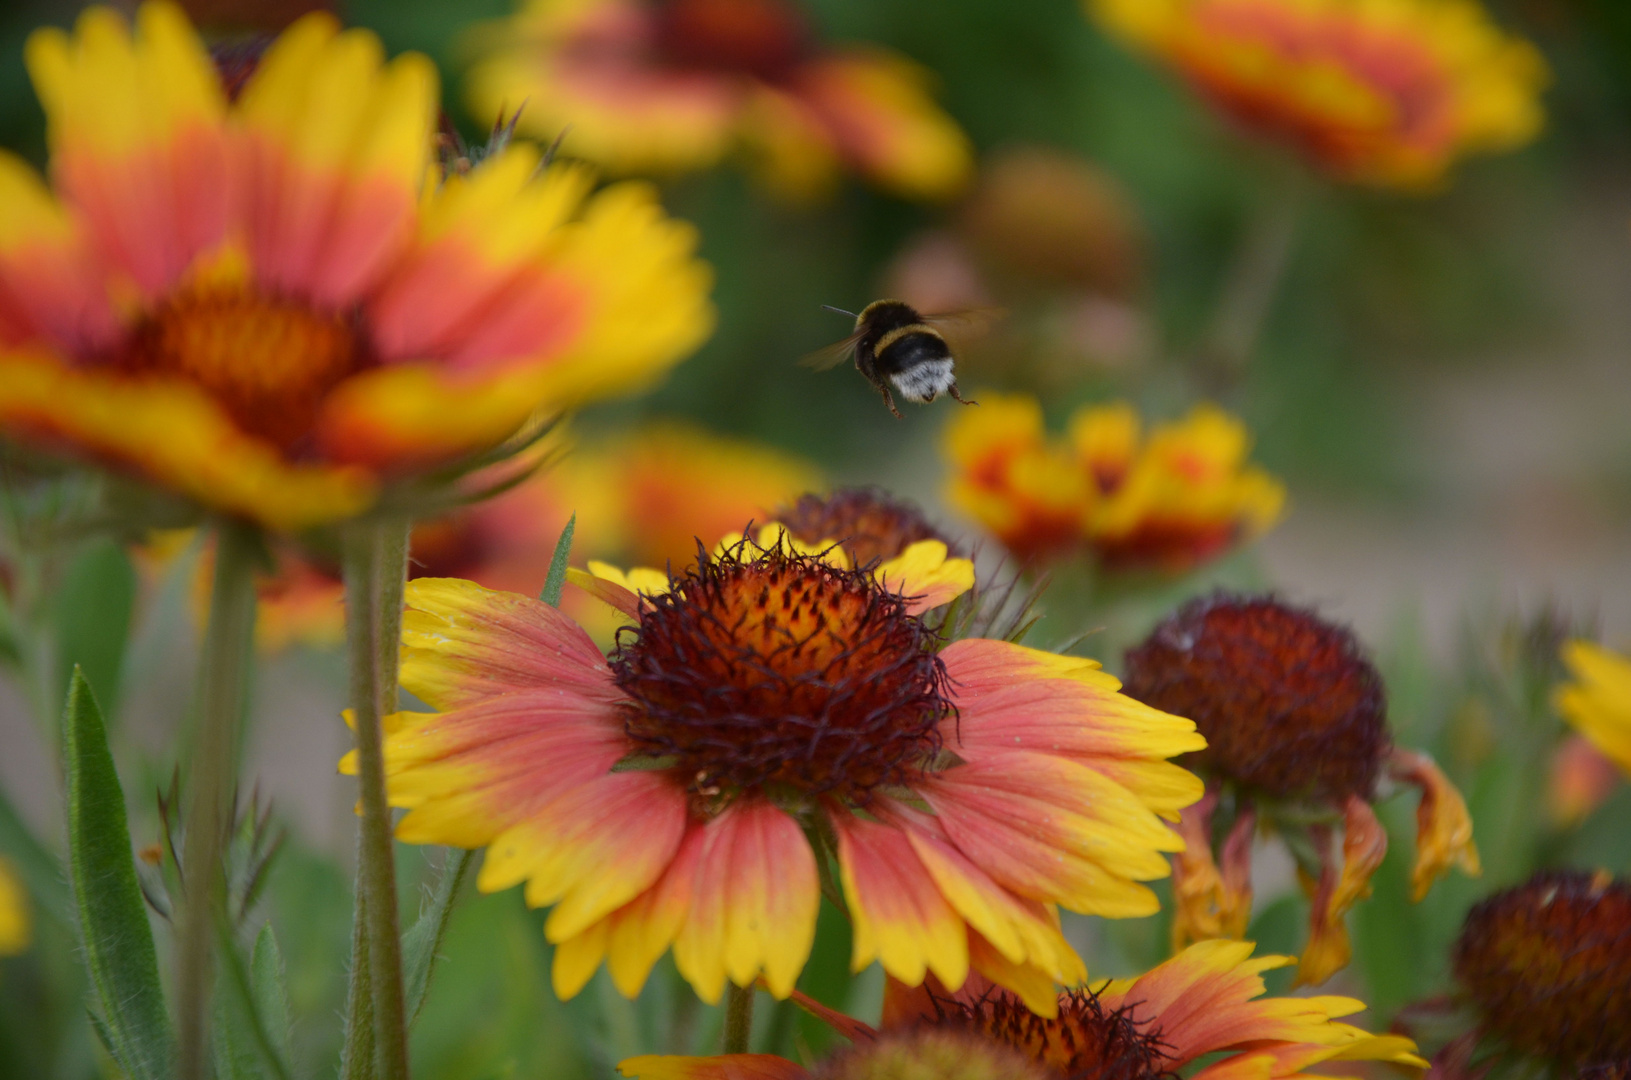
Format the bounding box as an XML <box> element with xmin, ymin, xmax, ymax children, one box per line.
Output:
<box><xmin>540</xmin><ymin>513</ymin><xmax>576</xmax><ymax>608</ymax></box>
<box><xmin>402</xmin><ymin>848</ymin><xmax>473</xmax><ymax>1025</ymax></box>
<box><xmin>62</xmin><ymin>668</ymin><xmax>173</xmax><ymax>1080</ymax></box>
<box><xmin>212</xmin><ymin>921</ymin><xmax>292</xmax><ymax>1080</ymax></box>
<box><xmin>250</xmin><ymin>924</ymin><xmax>293</xmax><ymax>1068</ymax></box>
<box><xmin>54</xmin><ymin>540</ymin><xmax>136</xmax><ymax>723</ymax></box>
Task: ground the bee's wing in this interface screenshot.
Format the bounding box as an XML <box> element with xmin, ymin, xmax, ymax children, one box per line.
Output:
<box><xmin>799</xmin><ymin>331</ymin><xmax>863</xmax><ymax>372</ymax></box>
<box><xmin>921</xmin><ymin>306</ymin><xmax>1006</xmax><ymax>346</ymax></box>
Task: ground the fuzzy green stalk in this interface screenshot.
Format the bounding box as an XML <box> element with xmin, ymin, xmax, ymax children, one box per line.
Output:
<box><xmin>176</xmin><ymin>520</ymin><xmax>260</xmax><ymax>1080</ymax></box>
<box><xmin>343</xmin><ymin>520</ymin><xmax>411</xmax><ymax>1079</ymax></box>
<box><xmin>723</xmin><ymin>983</ymin><xmax>755</xmax><ymax>1055</ymax></box>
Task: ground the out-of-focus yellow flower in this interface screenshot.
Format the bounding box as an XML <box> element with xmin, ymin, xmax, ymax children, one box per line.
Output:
<box><xmin>1079</xmin><ymin>402</ymin><xmax>1285</xmax><ymax>573</ymax></box>
<box><xmin>1088</xmin><ymin>0</ymin><xmax>1547</xmax><ymax>189</ymax></box>
<box><xmin>0</xmin><ymin>4</ymin><xmax>712</xmax><ymax>532</ymax></box>
<box><xmin>943</xmin><ymin>393</ymin><xmax>1284</xmax><ymax>572</ymax></box>
<box><xmin>0</xmin><ymin>858</ymin><xmax>29</xmax><ymax>956</ymax></box>
<box><xmin>464</xmin><ymin>0</ymin><xmax>972</xmax><ymax>201</ymax></box>
<box><xmin>1556</xmin><ymin>640</ymin><xmax>1631</xmax><ymax>778</ymax></box>
<box><xmin>162</xmin><ymin>421</ymin><xmax>819</xmax><ymax>651</ymax></box>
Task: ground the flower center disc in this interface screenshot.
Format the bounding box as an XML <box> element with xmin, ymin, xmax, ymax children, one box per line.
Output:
<box><xmin>934</xmin><ymin>989</ymin><xmax>1168</xmax><ymax>1080</ymax></box>
<box><xmin>124</xmin><ymin>286</ymin><xmax>362</xmax><ymax>450</ymax></box>
<box><xmin>612</xmin><ymin>548</ymin><xmax>950</xmax><ymax>802</ymax></box>
<box><xmin>654</xmin><ymin>0</ymin><xmax>809</xmax><ymax>81</ymax></box>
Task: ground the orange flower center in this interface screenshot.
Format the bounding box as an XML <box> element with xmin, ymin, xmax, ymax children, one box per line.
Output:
<box><xmin>1454</xmin><ymin>872</ymin><xmax>1631</xmax><ymax>1066</ymax></box>
<box><xmin>123</xmin><ymin>286</ymin><xmax>364</xmax><ymax>451</ymax></box>
<box><xmin>612</xmin><ymin>545</ymin><xmax>951</xmax><ymax>803</ymax></box>
<box><xmin>928</xmin><ymin>988</ymin><xmax>1167</xmax><ymax>1080</ymax></box>
<box><xmin>772</xmin><ymin>488</ymin><xmax>953</xmax><ymax>569</ymax></box>
<box><xmin>815</xmin><ymin>1029</ymin><xmax>1048</xmax><ymax>1080</ymax></box>
<box><xmin>1123</xmin><ymin>594</ymin><xmax>1388</xmax><ymax>802</ymax></box>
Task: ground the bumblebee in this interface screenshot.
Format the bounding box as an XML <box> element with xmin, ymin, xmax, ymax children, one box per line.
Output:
<box><xmin>805</xmin><ymin>299</ymin><xmax>986</xmax><ymax>418</ymax></box>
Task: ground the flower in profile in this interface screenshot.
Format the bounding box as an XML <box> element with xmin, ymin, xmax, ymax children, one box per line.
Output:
<box><xmin>0</xmin><ymin>857</ymin><xmax>29</xmax><ymax>956</ymax></box>
<box><xmin>1087</xmin><ymin>0</ymin><xmax>1547</xmax><ymax>189</ymax></box>
<box><xmin>0</xmin><ymin>3</ymin><xmax>712</xmax><ymax>532</ymax></box>
<box><xmin>345</xmin><ymin>530</ymin><xmax>1205</xmax><ymax>1011</ymax></box>
<box><xmin>1447</xmin><ymin>871</ymin><xmax>1631</xmax><ymax>1074</ymax></box>
<box><xmin>1556</xmin><ymin>641</ymin><xmax>1631</xmax><ymax>778</ymax></box>
<box><xmin>619</xmin><ymin>938</ymin><xmax>1425</xmax><ymax>1080</ymax></box>
<box><xmin>1123</xmin><ymin>593</ymin><xmax>1480</xmax><ymax>985</ymax></box>
<box><xmin>943</xmin><ymin>393</ymin><xmax>1284</xmax><ymax>572</ymax></box>
<box><xmin>463</xmin><ymin>0</ymin><xmax>973</xmax><ymax>201</ymax></box>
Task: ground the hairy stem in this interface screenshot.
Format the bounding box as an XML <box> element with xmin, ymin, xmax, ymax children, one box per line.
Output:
<box><xmin>176</xmin><ymin>520</ymin><xmax>259</xmax><ymax>1080</ymax></box>
<box><xmin>343</xmin><ymin>520</ymin><xmax>411</xmax><ymax>1079</ymax></box>
<box><xmin>723</xmin><ymin>983</ymin><xmax>755</xmax><ymax>1055</ymax></box>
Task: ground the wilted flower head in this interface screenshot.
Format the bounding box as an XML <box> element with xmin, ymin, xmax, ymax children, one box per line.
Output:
<box><xmin>1124</xmin><ymin>593</ymin><xmax>1480</xmax><ymax>984</ymax></box>
<box><xmin>463</xmin><ymin>0</ymin><xmax>973</xmax><ymax>201</ymax></box>
<box><xmin>1453</xmin><ymin>871</ymin><xmax>1631</xmax><ymax>1069</ymax></box>
<box><xmin>0</xmin><ymin>3</ymin><xmax>712</xmax><ymax>532</ymax></box>
<box><xmin>944</xmin><ymin>393</ymin><xmax>1283</xmax><ymax>572</ymax></box>
<box><xmin>1088</xmin><ymin>0</ymin><xmax>1547</xmax><ymax>189</ymax></box>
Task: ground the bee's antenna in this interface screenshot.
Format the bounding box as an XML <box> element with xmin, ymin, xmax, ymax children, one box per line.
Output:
<box><xmin>821</xmin><ymin>304</ymin><xmax>858</xmax><ymax>319</ymax></box>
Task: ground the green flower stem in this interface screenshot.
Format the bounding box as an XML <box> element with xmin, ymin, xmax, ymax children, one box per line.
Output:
<box><xmin>343</xmin><ymin>520</ymin><xmax>412</xmax><ymax>1080</ymax></box>
<box><xmin>1195</xmin><ymin>162</ymin><xmax>1308</xmax><ymax>394</ymax></box>
<box><xmin>723</xmin><ymin>983</ymin><xmax>755</xmax><ymax>1055</ymax></box>
<box><xmin>176</xmin><ymin>519</ymin><xmax>260</xmax><ymax>1080</ymax></box>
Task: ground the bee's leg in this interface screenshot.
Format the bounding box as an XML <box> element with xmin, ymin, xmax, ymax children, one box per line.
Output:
<box><xmin>949</xmin><ymin>383</ymin><xmax>978</xmax><ymax>407</ymax></box>
<box><xmin>881</xmin><ymin>386</ymin><xmax>904</xmax><ymax>419</ymax></box>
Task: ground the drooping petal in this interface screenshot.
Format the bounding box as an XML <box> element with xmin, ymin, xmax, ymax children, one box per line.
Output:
<box><xmin>672</xmin><ymin>799</ymin><xmax>820</xmax><ymax>1002</ymax></box>
<box><xmin>1388</xmin><ymin>748</ymin><xmax>1480</xmax><ymax>902</ymax></box>
<box><xmin>398</xmin><ymin>577</ymin><xmax>619</xmax><ymax>711</ymax></box>
<box><xmin>1170</xmin><ymin>793</ymin><xmax>1254</xmax><ymax>950</ymax></box>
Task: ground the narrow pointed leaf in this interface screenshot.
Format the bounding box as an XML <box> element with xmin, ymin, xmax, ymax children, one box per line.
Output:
<box><xmin>213</xmin><ymin>920</ymin><xmax>291</xmax><ymax>1080</ymax></box>
<box><xmin>402</xmin><ymin>848</ymin><xmax>473</xmax><ymax>1025</ymax></box>
<box><xmin>540</xmin><ymin>513</ymin><xmax>576</xmax><ymax>607</ymax></box>
<box><xmin>250</xmin><ymin>924</ymin><xmax>293</xmax><ymax>1067</ymax></box>
<box><xmin>63</xmin><ymin>669</ymin><xmax>173</xmax><ymax>1080</ymax></box>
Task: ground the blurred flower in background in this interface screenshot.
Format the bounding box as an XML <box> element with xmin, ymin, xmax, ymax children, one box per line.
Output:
<box><xmin>157</xmin><ymin>421</ymin><xmax>821</xmax><ymax>650</ymax></box>
<box><xmin>944</xmin><ymin>393</ymin><xmax>1283</xmax><ymax>573</ymax></box>
<box><xmin>1123</xmin><ymin>594</ymin><xmax>1480</xmax><ymax>985</ymax></box>
<box><xmin>463</xmin><ymin>0</ymin><xmax>973</xmax><ymax>201</ymax></box>
<box><xmin>0</xmin><ymin>857</ymin><xmax>29</xmax><ymax>956</ymax></box>
<box><xmin>1087</xmin><ymin>0</ymin><xmax>1547</xmax><ymax>189</ymax></box>
<box><xmin>887</xmin><ymin>144</ymin><xmax>1152</xmax><ymax>385</ymax></box>
<box><xmin>348</xmin><ymin>535</ymin><xmax>1205</xmax><ymax>1012</ymax></box>
<box><xmin>622</xmin><ymin>938</ymin><xmax>1424</xmax><ymax>1080</ymax></box>
<box><xmin>1555</xmin><ymin>640</ymin><xmax>1631</xmax><ymax>777</ymax></box>
<box><xmin>1446</xmin><ymin>871</ymin><xmax>1631</xmax><ymax>1076</ymax></box>
<box><xmin>0</xmin><ymin>4</ymin><xmax>713</xmax><ymax>532</ymax></box>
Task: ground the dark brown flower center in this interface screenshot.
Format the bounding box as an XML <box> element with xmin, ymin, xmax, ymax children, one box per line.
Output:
<box><xmin>1123</xmin><ymin>593</ymin><xmax>1387</xmax><ymax>802</ymax></box>
<box><xmin>653</xmin><ymin>0</ymin><xmax>809</xmax><ymax>81</ymax></box>
<box><xmin>1453</xmin><ymin>872</ymin><xmax>1631</xmax><ymax>1066</ymax></box>
<box><xmin>121</xmin><ymin>285</ymin><xmax>364</xmax><ymax>451</ymax></box>
<box><xmin>928</xmin><ymin>989</ymin><xmax>1170</xmax><ymax>1080</ymax></box>
<box><xmin>772</xmin><ymin>488</ymin><xmax>954</xmax><ymax>569</ymax></box>
<box><xmin>611</xmin><ymin>545</ymin><xmax>951</xmax><ymax>803</ymax></box>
